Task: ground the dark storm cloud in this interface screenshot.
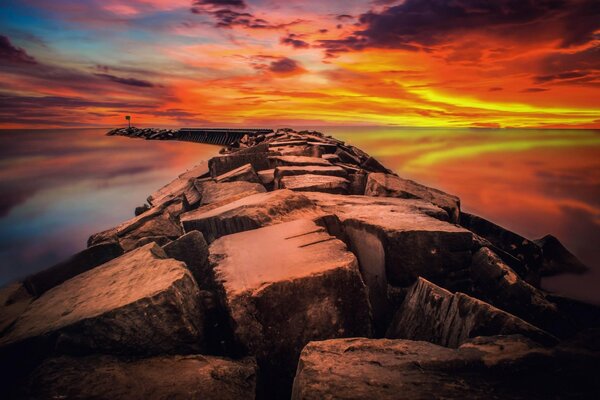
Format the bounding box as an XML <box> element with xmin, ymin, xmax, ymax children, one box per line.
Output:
<box><xmin>269</xmin><ymin>57</ymin><xmax>303</xmax><ymax>74</ymax></box>
<box><xmin>0</xmin><ymin>35</ymin><xmax>37</xmax><ymax>64</ymax></box>
<box><xmin>94</xmin><ymin>73</ymin><xmax>155</xmax><ymax>88</ymax></box>
<box><xmin>319</xmin><ymin>0</ymin><xmax>600</xmax><ymax>54</ymax></box>
<box><xmin>533</xmin><ymin>45</ymin><xmax>600</xmax><ymax>86</ymax></box>
<box><xmin>191</xmin><ymin>1</ymin><xmax>302</xmax><ymax>29</ymax></box>
<box><xmin>280</xmin><ymin>34</ymin><xmax>310</xmax><ymax>49</ymax></box>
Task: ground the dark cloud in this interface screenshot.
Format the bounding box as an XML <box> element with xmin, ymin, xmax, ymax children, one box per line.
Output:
<box><xmin>319</xmin><ymin>0</ymin><xmax>600</xmax><ymax>54</ymax></box>
<box><xmin>489</xmin><ymin>87</ymin><xmax>504</xmax><ymax>92</ymax></box>
<box><xmin>0</xmin><ymin>35</ymin><xmax>37</xmax><ymax>64</ymax></box>
<box><xmin>268</xmin><ymin>57</ymin><xmax>304</xmax><ymax>74</ymax></box>
<box><xmin>280</xmin><ymin>34</ymin><xmax>310</xmax><ymax>49</ymax></box>
<box><xmin>94</xmin><ymin>73</ymin><xmax>155</xmax><ymax>88</ymax></box>
<box><xmin>533</xmin><ymin>45</ymin><xmax>600</xmax><ymax>85</ymax></box>
<box><xmin>522</xmin><ymin>88</ymin><xmax>549</xmax><ymax>93</ymax></box>
<box><xmin>191</xmin><ymin>1</ymin><xmax>301</xmax><ymax>29</ymax></box>
<box><xmin>336</xmin><ymin>14</ymin><xmax>354</xmax><ymax>21</ymax></box>
<box><xmin>535</xmin><ymin>71</ymin><xmax>591</xmax><ymax>83</ymax></box>
<box><xmin>193</xmin><ymin>0</ymin><xmax>246</xmax><ymax>7</ymax></box>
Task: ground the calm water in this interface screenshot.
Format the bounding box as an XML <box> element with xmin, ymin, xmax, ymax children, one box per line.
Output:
<box><xmin>1</xmin><ymin>127</ymin><xmax>599</xmax><ymax>304</ymax></box>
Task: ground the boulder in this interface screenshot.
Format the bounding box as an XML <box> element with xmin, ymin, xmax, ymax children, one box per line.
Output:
<box><xmin>215</xmin><ymin>163</ymin><xmax>260</xmax><ymax>184</ymax></box>
<box><xmin>23</xmin><ymin>242</ymin><xmax>123</xmax><ymax>297</ymax></box>
<box><xmin>195</xmin><ymin>181</ymin><xmax>266</xmax><ymax>207</ymax></box>
<box><xmin>256</xmin><ymin>169</ymin><xmax>275</xmax><ymax>187</ymax></box>
<box><xmin>360</xmin><ymin>156</ymin><xmax>392</xmax><ymax>173</ymax></box>
<box><xmin>460</xmin><ymin>212</ymin><xmax>542</xmax><ymax>284</ymax></box>
<box><xmin>0</xmin><ymin>244</ymin><xmax>205</xmax><ymax>364</ymax></box>
<box><xmin>88</xmin><ymin>198</ymin><xmax>185</xmax><ymax>251</ymax></box>
<box><xmin>386</xmin><ymin>277</ymin><xmax>556</xmax><ymax>347</ymax></box>
<box><xmin>470</xmin><ymin>247</ymin><xmax>573</xmax><ymax>338</ymax></box>
<box><xmin>305</xmin><ymin>193</ymin><xmax>472</xmax><ymax>333</ymax></box>
<box><xmin>273</xmin><ymin>165</ymin><xmax>347</xmax><ymax>188</ymax></box>
<box><xmin>162</xmin><ymin>231</ymin><xmax>210</xmax><ymax>288</ymax></box>
<box><xmin>321</xmin><ymin>153</ymin><xmax>340</xmax><ymax>163</ymax></box>
<box><xmin>147</xmin><ymin>162</ymin><xmax>209</xmax><ymax>207</ymax></box>
<box><xmin>534</xmin><ymin>234</ymin><xmax>589</xmax><ymax>276</ymax></box>
<box><xmin>15</xmin><ymin>354</ymin><xmax>256</xmax><ymax>400</ymax></box>
<box><xmin>347</xmin><ymin>172</ymin><xmax>367</xmax><ymax>195</ymax></box>
<box><xmin>365</xmin><ymin>172</ymin><xmax>461</xmax><ymax>223</ymax></box>
<box><xmin>291</xmin><ymin>335</ymin><xmax>600</xmax><ymax>400</ymax></box>
<box><xmin>0</xmin><ymin>283</ymin><xmax>33</xmax><ymax>335</ymax></box>
<box><xmin>131</xmin><ymin>235</ymin><xmax>172</xmax><ymax>249</ymax></box>
<box><xmin>209</xmin><ymin>219</ymin><xmax>372</xmax><ymax>398</ymax></box>
<box><xmin>209</xmin><ymin>152</ymin><xmax>272</xmax><ymax>177</ymax></box>
<box><xmin>278</xmin><ymin>174</ymin><xmax>350</xmax><ymax>194</ymax></box>
<box><xmin>180</xmin><ymin>190</ymin><xmax>319</xmax><ymax>242</ymax></box>
<box><xmin>269</xmin><ymin>155</ymin><xmax>332</xmax><ymax>168</ymax></box>
<box><xmin>134</xmin><ymin>204</ymin><xmax>150</xmax><ymax>216</ymax></box>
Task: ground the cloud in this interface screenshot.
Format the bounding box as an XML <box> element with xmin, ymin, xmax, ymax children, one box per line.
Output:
<box><xmin>319</xmin><ymin>0</ymin><xmax>600</xmax><ymax>54</ymax></box>
<box><xmin>280</xmin><ymin>34</ymin><xmax>310</xmax><ymax>49</ymax></box>
<box><xmin>268</xmin><ymin>57</ymin><xmax>305</xmax><ymax>74</ymax></box>
<box><xmin>190</xmin><ymin>0</ymin><xmax>302</xmax><ymax>29</ymax></box>
<box><xmin>0</xmin><ymin>35</ymin><xmax>37</xmax><ymax>64</ymax></box>
<box><xmin>522</xmin><ymin>88</ymin><xmax>550</xmax><ymax>93</ymax></box>
<box><xmin>193</xmin><ymin>0</ymin><xmax>246</xmax><ymax>8</ymax></box>
<box><xmin>94</xmin><ymin>73</ymin><xmax>155</xmax><ymax>88</ymax></box>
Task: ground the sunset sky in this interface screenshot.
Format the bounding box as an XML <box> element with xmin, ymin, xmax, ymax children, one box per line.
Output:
<box><xmin>1</xmin><ymin>0</ymin><xmax>599</xmax><ymax>128</ymax></box>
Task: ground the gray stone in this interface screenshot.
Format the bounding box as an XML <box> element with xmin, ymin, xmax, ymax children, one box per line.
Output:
<box><xmin>0</xmin><ymin>244</ymin><xmax>204</xmax><ymax>359</ymax></box>
<box><xmin>215</xmin><ymin>163</ymin><xmax>260</xmax><ymax>184</ymax></box>
<box><xmin>386</xmin><ymin>277</ymin><xmax>556</xmax><ymax>347</ymax></box>
<box><xmin>17</xmin><ymin>354</ymin><xmax>256</xmax><ymax>400</ymax></box>
<box><xmin>365</xmin><ymin>172</ymin><xmax>461</xmax><ymax>223</ymax></box>
<box><xmin>209</xmin><ymin>219</ymin><xmax>372</xmax><ymax>399</ymax></box>
<box><xmin>291</xmin><ymin>335</ymin><xmax>600</xmax><ymax>400</ymax></box>
<box><xmin>278</xmin><ymin>174</ymin><xmax>350</xmax><ymax>194</ymax></box>
<box><xmin>180</xmin><ymin>189</ymin><xmax>319</xmax><ymax>242</ymax></box>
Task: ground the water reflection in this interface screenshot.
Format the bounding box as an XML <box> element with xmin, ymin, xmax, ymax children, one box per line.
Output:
<box><xmin>1</xmin><ymin>127</ymin><xmax>599</xmax><ymax>304</ymax></box>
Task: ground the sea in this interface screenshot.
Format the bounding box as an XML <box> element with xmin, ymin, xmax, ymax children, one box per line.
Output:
<box><xmin>1</xmin><ymin>127</ymin><xmax>599</xmax><ymax>304</ymax></box>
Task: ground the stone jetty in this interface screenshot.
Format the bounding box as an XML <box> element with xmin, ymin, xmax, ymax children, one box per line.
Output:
<box><xmin>1</xmin><ymin>128</ymin><xmax>599</xmax><ymax>399</ymax></box>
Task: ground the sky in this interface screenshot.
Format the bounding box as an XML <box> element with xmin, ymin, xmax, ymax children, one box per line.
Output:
<box><xmin>0</xmin><ymin>0</ymin><xmax>599</xmax><ymax>128</ymax></box>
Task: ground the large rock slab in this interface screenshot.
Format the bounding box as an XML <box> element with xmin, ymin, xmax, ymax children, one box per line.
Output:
<box><xmin>209</xmin><ymin>152</ymin><xmax>272</xmax><ymax>177</ymax></box>
<box><xmin>291</xmin><ymin>335</ymin><xmax>600</xmax><ymax>400</ymax></box>
<box><xmin>14</xmin><ymin>354</ymin><xmax>256</xmax><ymax>400</ymax></box>
<box><xmin>88</xmin><ymin>199</ymin><xmax>184</xmax><ymax>251</ymax></box>
<box><xmin>162</xmin><ymin>231</ymin><xmax>210</xmax><ymax>288</ymax></box>
<box><xmin>273</xmin><ymin>165</ymin><xmax>347</xmax><ymax>188</ymax></box>
<box><xmin>209</xmin><ymin>219</ymin><xmax>372</xmax><ymax>399</ymax></box>
<box><xmin>148</xmin><ymin>162</ymin><xmax>209</xmax><ymax>207</ymax></box>
<box><xmin>196</xmin><ymin>180</ymin><xmax>266</xmax><ymax>206</ymax></box>
<box><xmin>365</xmin><ymin>172</ymin><xmax>461</xmax><ymax>223</ymax></box>
<box><xmin>471</xmin><ymin>247</ymin><xmax>573</xmax><ymax>338</ymax></box>
<box><xmin>534</xmin><ymin>234</ymin><xmax>589</xmax><ymax>276</ymax></box>
<box><xmin>215</xmin><ymin>163</ymin><xmax>260</xmax><ymax>184</ymax></box>
<box><xmin>269</xmin><ymin>155</ymin><xmax>332</xmax><ymax>167</ymax></box>
<box><xmin>386</xmin><ymin>277</ymin><xmax>556</xmax><ymax>347</ymax></box>
<box><xmin>23</xmin><ymin>242</ymin><xmax>123</xmax><ymax>297</ymax></box>
<box><xmin>278</xmin><ymin>174</ymin><xmax>350</xmax><ymax>194</ymax></box>
<box><xmin>0</xmin><ymin>244</ymin><xmax>204</xmax><ymax>362</ymax></box>
<box><xmin>180</xmin><ymin>189</ymin><xmax>319</xmax><ymax>242</ymax></box>
<box><xmin>0</xmin><ymin>283</ymin><xmax>33</xmax><ymax>335</ymax></box>
<box><xmin>305</xmin><ymin>193</ymin><xmax>472</xmax><ymax>333</ymax></box>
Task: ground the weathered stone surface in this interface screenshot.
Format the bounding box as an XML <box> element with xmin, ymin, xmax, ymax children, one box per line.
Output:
<box><xmin>23</xmin><ymin>242</ymin><xmax>123</xmax><ymax>297</ymax></box>
<box><xmin>196</xmin><ymin>181</ymin><xmax>266</xmax><ymax>206</ymax></box>
<box><xmin>386</xmin><ymin>277</ymin><xmax>556</xmax><ymax>347</ymax></box>
<box><xmin>278</xmin><ymin>174</ymin><xmax>350</xmax><ymax>194</ymax></box>
<box><xmin>148</xmin><ymin>162</ymin><xmax>209</xmax><ymax>207</ymax></box>
<box><xmin>88</xmin><ymin>199</ymin><xmax>184</xmax><ymax>251</ymax></box>
<box><xmin>535</xmin><ymin>234</ymin><xmax>589</xmax><ymax>276</ymax></box>
<box><xmin>269</xmin><ymin>155</ymin><xmax>332</xmax><ymax>168</ymax></box>
<box><xmin>0</xmin><ymin>244</ymin><xmax>204</xmax><ymax>359</ymax></box>
<box><xmin>181</xmin><ymin>189</ymin><xmax>319</xmax><ymax>242</ymax></box>
<box><xmin>163</xmin><ymin>231</ymin><xmax>210</xmax><ymax>288</ymax></box>
<box><xmin>365</xmin><ymin>172</ymin><xmax>461</xmax><ymax>223</ymax></box>
<box><xmin>347</xmin><ymin>172</ymin><xmax>367</xmax><ymax>195</ymax></box>
<box><xmin>209</xmin><ymin>219</ymin><xmax>372</xmax><ymax>399</ymax></box>
<box><xmin>273</xmin><ymin>165</ymin><xmax>347</xmax><ymax>188</ymax></box>
<box><xmin>209</xmin><ymin>152</ymin><xmax>272</xmax><ymax>177</ymax></box>
<box><xmin>0</xmin><ymin>283</ymin><xmax>33</xmax><ymax>335</ymax></box>
<box><xmin>291</xmin><ymin>335</ymin><xmax>600</xmax><ymax>400</ymax></box>
<box><xmin>460</xmin><ymin>212</ymin><xmax>542</xmax><ymax>284</ymax></box>
<box><xmin>134</xmin><ymin>204</ymin><xmax>150</xmax><ymax>216</ymax></box>
<box><xmin>306</xmin><ymin>193</ymin><xmax>472</xmax><ymax>332</ymax></box>
<box><xmin>471</xmin><ymin>247</ymin><xmax>573</xmax><ymax>338</ymax></box>
<box><xmin>321</xmin><ymin>153</ymin><xmax>340</xmax><ymax>163</ymax></box>
<box><xmin>360</xmin><ymin>156</ymin><xmax>392</xmax><ymax>173</ymax></box>
<box><xmin>256</xmin><ymin>169</ymin><xmax>274</xmax><ymax>186</ymax></box>
<box><xmin>215</xmin><ymin>163</ymin><xmax>260</xmax><ymax>184</ymax></box>
<box><xmin>15</xmin><ymin>354</ymin><xmax>256</xmax><ymax>400</ymax></box>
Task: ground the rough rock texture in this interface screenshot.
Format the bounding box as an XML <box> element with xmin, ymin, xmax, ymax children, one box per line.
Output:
<box><xmin>148</xmin><ymin>162</ymin><xmax>209</xmax><ymax>207</ymax></box>
<box><xmin>278</xmin><ymin>174</ymin><xmax>350</xmax><ymax>194</ymax></box>
<box><xmin>180</xmin><ymin>189</ymin><xmax>319</xmax><ymax>242</ymax></box>
<box><xmin>365</xmin><ymin>172</ymin><xmax>461</xmax><ymax>223</ymax></box>
<box><xmin>23</xmin><ymin>242</ymin><xmax>123</xmax><ymax>297</ymax></box>
<box><xmin>291</xmin><ymin>335</ymin><xmax>600</xmax><ymax>400</ymax></box>
<box><xmin>215</xmin><ymin>163</ymin><xmax>261</xmax><ymax>184</ymax></box>
<box><xmin>15</xmin><ymin>354</ymin><xmax>256</xmax><ymax>400</ymax></box>
<box><xmin>196</xmin><ymin>180</ymin><xmax>266</xmax><ymax>206</ymax></box>
<box><xmin>209</xmin><ymin>219</ymin><xmax>372</xmax><ymax>398</ymax></box>
<box><xmin>535</xmin><ymin>234</ymin><xmax>589</xmax><ymax>276</ymax></box>
<box><xmin>460</xmin><ymin>212</ymin><xmax>542</xmax><ymax>284</ymax></box>
<box><xmin>88</xmin><ymin>198</ymin><xmax>185</xmax><ymax>251</ymax></box>
<box><xmin>274</xmin><ymin>165</ymin><xmax>347</xmax><ymax>184</ymax></box>
<box><xmin>0</xmin><ymin>244</ymin><xmax>204</xmax><ymax>361</ymax></box>
<box><xmin>386</xmin><ymin>277</ymin><xmax>555</xmax><ymax>347</ymax></box>
<box><xmin>209</xmin><ymin>152</ymin><xmax>273</xmax><ymax>177</ymax></box>
<box><xmin>470</xmin><ymin>247</ymin><xmax>573</xmax><ymax>338</ymax></box>
<box><xmin>162</xmin><ymin>231</ymin><xmax>210</xmax><ymax>288</ymax></box>
<box><xmin>0</xmin><ymin>283</ymin><xmax>33</xmax><ymax>335</ymax></box>
<box><xmin>269</xmin><ymin>155</ymin><xmax>332</xmax><ymax>167</ymax></box>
